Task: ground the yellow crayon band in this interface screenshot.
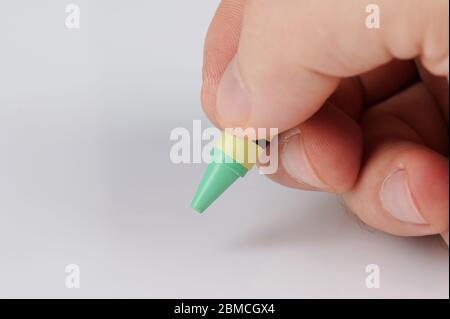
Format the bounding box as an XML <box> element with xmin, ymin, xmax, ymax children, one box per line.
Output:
<box><xmin>215</xmin><ymin>131</ymin><xmax>264</xmax><ymax>171</ymax></box>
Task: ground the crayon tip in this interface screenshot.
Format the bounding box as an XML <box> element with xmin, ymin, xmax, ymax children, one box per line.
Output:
<box><xmin>191</xmin><ymin>149</ymin><xmax>248</xmax><ymax>213</ymax></box>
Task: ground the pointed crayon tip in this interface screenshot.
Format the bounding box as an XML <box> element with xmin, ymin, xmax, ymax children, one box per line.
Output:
<box><xmin>191</xmin><ymin>148</ymin><xmax>248</xmax><ymax>213</ymax></box>
<box><xmin>191</xmin><ymin>162</ymin><xmax>240</xmax><ymax>213</ymax></box>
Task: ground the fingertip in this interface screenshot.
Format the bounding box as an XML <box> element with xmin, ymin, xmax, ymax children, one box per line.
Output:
<box><xmin>344</xmin><ymin>141</ymin><xmax>449</xmax><ymax>237</ymax></box>
<box><xmin>262</xmin><ymin>104</ymin><xmax>363</xmax><ymax>193</ymax></box>
<box><xmin>201</xmin><ymin>0</ymin><xmax>245</xmax><ymax>128</ymax></box>
<box><xmin>201</xmin><ymin>80</ymin><xmax>221</xmax><ymax>128</ymax></box>
<box><xmin>402</xmin><ymin>147</ymin><xmax>449</xmax><ymax>230</ymax></box>
<box><xmin>216</xmin><ymin>56</ymin><xmax>251</xmax><ymax>128</ymax></box>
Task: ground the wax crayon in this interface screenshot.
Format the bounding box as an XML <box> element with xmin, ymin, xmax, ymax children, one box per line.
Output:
<box><xmin>191</xmin><ymin>131</ymin><xmax>263</xmax><ymax>213</ymax></box>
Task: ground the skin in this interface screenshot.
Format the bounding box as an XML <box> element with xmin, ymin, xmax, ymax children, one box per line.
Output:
<box><xmin>201</xmin><ymin>0</ymin><xmax>449</xmax><ymax>245</ymax></box>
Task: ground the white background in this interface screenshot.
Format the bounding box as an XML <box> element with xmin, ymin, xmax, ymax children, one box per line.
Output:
<box><xmin>0</xmin><ymin>0</ymin><xmax>448</xmax><ymax>298</ymax></box>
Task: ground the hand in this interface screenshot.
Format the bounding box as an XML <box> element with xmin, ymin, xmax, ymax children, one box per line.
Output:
<box><xmin>201</xmin><ymin>0</ymin><xmax>449</xmax><ymax>244</ymax></box>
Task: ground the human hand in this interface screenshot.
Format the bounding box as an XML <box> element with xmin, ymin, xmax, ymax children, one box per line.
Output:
<box><xmin>201</xmin><ymin>0</ymin><xmax>449</xmax><ymax>244</ymax></box>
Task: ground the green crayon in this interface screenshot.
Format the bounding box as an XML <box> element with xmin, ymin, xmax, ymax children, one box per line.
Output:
<box><xmin>191</xmin><ymin>131</ymin><xmax>263</xmax><ymax>213</ymax></box>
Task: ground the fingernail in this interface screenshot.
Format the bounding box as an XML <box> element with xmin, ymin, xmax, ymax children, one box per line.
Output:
<box><xmin>216</xmin><ymin>57</ymin><xmax>251</xmax><ymax>127</ymax></box>
<box><xmin>380</xmin><ymin>169</ymin><xmax>427</xmax><ymax>224</ymax></box>
<box><xmin>281</xmin><ymin>130</ymin><xmax>327</xmax><ymax>189</ymax></box>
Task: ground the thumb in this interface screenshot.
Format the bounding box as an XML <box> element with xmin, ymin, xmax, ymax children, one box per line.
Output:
<box><xmin>215</xmin><ymin>0</ymin><xmax>449</xmax><ymax>132</ymax></box>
